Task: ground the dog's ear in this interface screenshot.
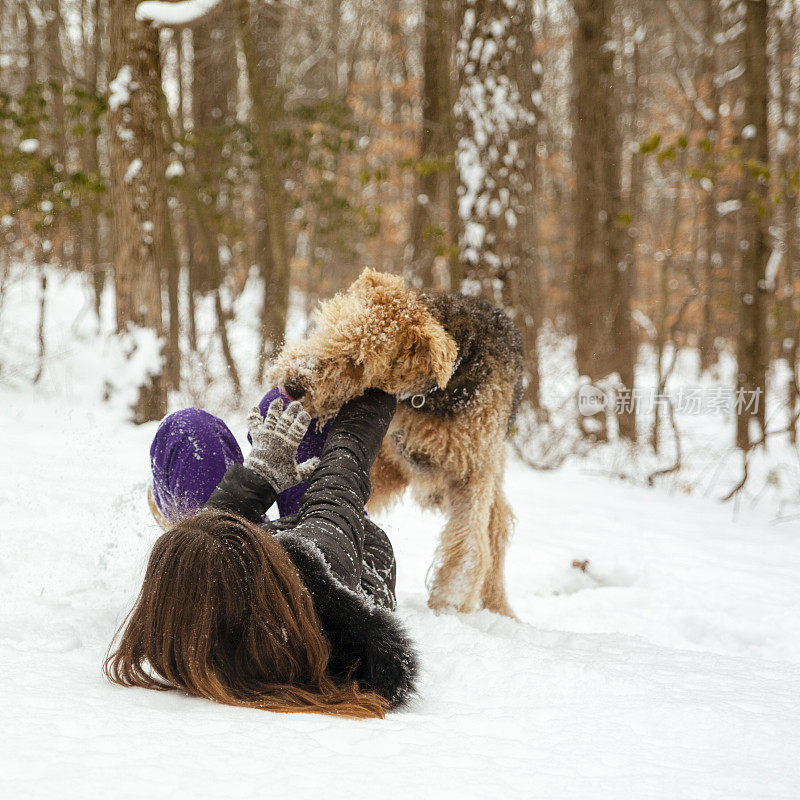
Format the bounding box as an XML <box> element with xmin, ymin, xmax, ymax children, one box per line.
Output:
<box><xmin>351</xmin><ymin>268</ymin><xmax>406</xmax><ymax>295</ymax></box>
<box><xmin>418</xmin><ymin>323</ymin><xmax>458</xmax><ymax>389</ymax></box>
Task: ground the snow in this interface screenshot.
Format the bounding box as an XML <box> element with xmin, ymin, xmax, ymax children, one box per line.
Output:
<box><xmin>103</xmin><ymin>324</ymin><xmax>164</xmax><ymax>412</ymax></box>
<box><xmin>715</xmin><ymin>61</ymin><xmax>745</xmax><ymax>87</ymax></box>
<box><xmin>108</xmin><ymin>66</ymin><xmax>133</xmax><ymax>112</ymax></box>
<box><xmin>165</xmin><ymin>160</ymin><xmax>185</xmax><ymax>179</ymax></box>
<box><xmin>19</xmin><ymin>138</ymin><xmax>40</xmax><ymax>154</ymax></box>
<box><xmin>765</xmin><ymin>247</ymin><xmax>783</xmax><ymax>289</ymax></box>
<box><xmin>2</xmin><ymin>268</ymin><xmax>800</xmax><ymax>799</ymax></box>
<box><xmin>717</xmin><ymin>198</ymin><xmax>742</xmax><ymax>215</ymax></box>
<box><xmin>631</xmin><ymin>308</ymin><xmax>657</xmax><ymax>339</ymax></box>
<box><xmin>124</xmin><ymin>158</ymin><xmax>143</xmax><ymax>184</ymax></box>
<box><xmin>135</xmin><ymin>0</ymin><xmax>222</xmax><ymax>27</ymax></box>
<box><xmin>778</xmin><ymin>127</ymin><xmax>790</xmax><ymax>156</ymax></box>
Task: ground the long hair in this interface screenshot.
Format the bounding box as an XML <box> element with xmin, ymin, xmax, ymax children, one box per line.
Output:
<box><xmin>105</xmin><ymin>510</ymin><xmax>387</xmax><ymax>719</ymax></box>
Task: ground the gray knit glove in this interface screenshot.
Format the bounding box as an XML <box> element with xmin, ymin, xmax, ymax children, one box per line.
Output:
<box><xmin>244</xmin><ymin>399</ymin><xmax>319</xmax><ymax>493</ymax></box>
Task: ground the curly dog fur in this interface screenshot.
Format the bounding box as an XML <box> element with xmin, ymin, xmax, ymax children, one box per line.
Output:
<box><xmin>268</xmin><ymin>269</ymin><xmax>523</xmax><ymax>616</ymax></box>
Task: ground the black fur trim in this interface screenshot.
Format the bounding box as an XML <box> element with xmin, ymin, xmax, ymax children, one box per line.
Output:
<box><xmin>276</xmin><ymin>531</ymin><xmax>419</xmax><ymax>709</ymax></box>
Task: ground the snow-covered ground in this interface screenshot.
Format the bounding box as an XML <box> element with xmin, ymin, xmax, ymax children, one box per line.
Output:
<box><xmin>2</xmin><ymin>267</ymin><xmax>799</xmax><ymax>799</ymax></box>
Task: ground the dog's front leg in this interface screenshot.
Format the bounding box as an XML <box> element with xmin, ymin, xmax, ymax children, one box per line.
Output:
<box><xmin>367</xmin><ymin>438</ymin><xmax>411</xmax><ymax>514</ymax></box>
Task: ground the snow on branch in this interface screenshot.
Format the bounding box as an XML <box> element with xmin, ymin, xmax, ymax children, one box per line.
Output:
<box><xmin>135</xmin><ymin>0</ymin><xmax>223</xmax><ymax>28</ymax></box>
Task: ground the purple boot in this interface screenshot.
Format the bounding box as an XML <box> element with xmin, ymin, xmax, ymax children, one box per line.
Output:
<box><xmin>149</xmin><ymin>408</ymin><xmax>244</xmax><ymax>526</ymax></box>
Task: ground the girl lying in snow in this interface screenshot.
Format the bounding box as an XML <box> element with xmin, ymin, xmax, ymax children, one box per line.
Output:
<box><xmin>105</xmin><ymin>388</ymin><xmax>418</xmax><ymax>718</ymax></box>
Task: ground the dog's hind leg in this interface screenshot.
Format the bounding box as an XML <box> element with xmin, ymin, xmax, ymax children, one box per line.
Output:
<box><xmin>480</xmin><ymin>480</ymin><xmax>516</xmax><ymax>618</ymax></box>
<box><xmin>427</xmin><ymin>475</ymin><xmax>494</xmax><ymax>614</ymax></box>
<box><xmin>367</xmin><ymin>439</ymin><xmax>411</xmax><ymax>514</ymax></box>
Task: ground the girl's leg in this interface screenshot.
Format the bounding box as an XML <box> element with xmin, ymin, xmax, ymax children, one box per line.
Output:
<box><xmin>149</xmin><ymin>408</ymin><xmax>243</xmax><ymax>527</ymax></box>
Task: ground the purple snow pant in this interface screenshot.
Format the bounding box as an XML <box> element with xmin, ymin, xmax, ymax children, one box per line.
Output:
<box><xmin>149</xmin><ymin>387</ymin><xmax>333</xmax><ymax>525</ymax></box>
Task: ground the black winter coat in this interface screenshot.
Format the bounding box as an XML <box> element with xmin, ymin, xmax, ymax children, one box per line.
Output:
<box><xmin>206</xmin><ymin>390</ymin><xmax>418</xmax><ymax>708</ymax></box>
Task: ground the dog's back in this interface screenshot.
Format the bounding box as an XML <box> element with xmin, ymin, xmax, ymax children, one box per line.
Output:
<box><xmin>415</xmin><ymin>291</ymin><xmax>524</xmax><ymax>430</ymax></box>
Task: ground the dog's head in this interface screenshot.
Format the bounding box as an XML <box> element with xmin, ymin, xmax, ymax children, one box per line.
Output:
<box><xmin>268</xmin><ymin>269</ymin><xmax>458</xmax><ymax>417</ymax></box>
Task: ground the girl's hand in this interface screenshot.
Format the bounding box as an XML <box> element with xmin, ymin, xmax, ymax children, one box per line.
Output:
<box><xmin>244</xmin><ymin>400</ymin><xmax>319</xmax><ymax>493</ymax></box>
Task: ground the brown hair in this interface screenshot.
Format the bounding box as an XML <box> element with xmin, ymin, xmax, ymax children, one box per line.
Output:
<box><xmin>105</xmin><ymin>510</ymin><xmax>387</xmax><ymax>719</ymax></box>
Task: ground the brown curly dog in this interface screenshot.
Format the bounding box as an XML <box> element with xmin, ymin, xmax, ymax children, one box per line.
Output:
<box><xmin>268</xmin><ymin>269</ymin><xmax>523</xmax><ymax>616</ymax></box>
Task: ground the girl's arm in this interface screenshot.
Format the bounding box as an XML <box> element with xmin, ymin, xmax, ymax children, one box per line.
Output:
<box><xmin>278</xmin><ymin>390</ymin><xmax>396</xmax><ymax>591</ymax></box>
<box><xmin>205</xmin><ymin>463</ymin><xmax>278</xmax><ymax>522</ymax></box>
<box><xmin>207</xmin><ymin>400</ymin><xmax>317</xmax><ymax>522</ymax></box>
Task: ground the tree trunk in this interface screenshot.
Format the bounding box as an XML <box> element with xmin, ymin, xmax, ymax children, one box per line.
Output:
<box><xmin>107</xmin><ymin>0</ymin><xmax>173</xmax><ymax>422</ymax></box>
<box><xmin>699</xmin><ymin>0</ymin><xmax>721</xmax><ymax>373</ymax></box>
<box><xmin>190</xmin><ymin>7</ymin><xmax>236</xmax><ymax>292</ymax></box>
<box><xmin>44</xmin><ymin>0</ymin><xmax>78</xmax><ymax>268</ymax></box>
<box><xmin>327</xmin><ymin>0</ymin><xmax>341</xmax><ymax>97</ymax></box>
<box><xmin>234</xmin><ymin>0</ymin><xmax>290</xmax><ymax>369</ymax></box>
<box><xmin>179</xmin><ymin>170</ymin><xmax>243</xmax><ymax>399</ymax></box>
<box><xmin>82</xmin><ymin>0</ymin><xmax>105</xmax><ymax>321</ymax></box>
<box><xmin>249</xmin><ymin>0</ymin><xmax>283</xmax><ymax>382</ymax></box>
<box><xmin>33</xmin><ymin>267</ymin><xmax>47</xmax><ymax>383</ymax></box>
<box><xmin>509</xmin><ymin>0</ymin><xmax>544</xmax><ymax>412</ymax></box>
<box><xmin>571</xmin><ymin>0</ymin><xmax>635</xmax><ymax>440</ymax></box>
<box><xmin>181</xmin><ymin>8</ymin><xmax>239</xmax><ymax>390</ymax></box>
<box><xmin>735</xmin><ymin>0</ymin><xmax>769</xmax><ymax>449</ymax></box>
<box><xmin>454</xmin><ymin>0</ymin><xmax>536</xmax><ymax>305</ymax></box>
<box><xmin>407</xmin><ymin>0</ymin><xmax>455</xmax><ymax>288</ymax></box>
<box><xmin>44</xmin><ymin>0</ymin><xmax>67</xmax><ymax>166</ymax></box>
<box><xmin>163</xmin><ymin>208</ymin><xmax>182</xmax><ymax>391</ymax></box>
<box><xmin>778</xmin><ymin>0</ymin><xmax>799</xmax><ymax>443</ymax></box>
